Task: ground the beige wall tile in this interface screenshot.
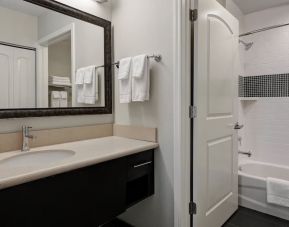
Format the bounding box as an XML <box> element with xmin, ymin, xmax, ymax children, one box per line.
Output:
<box><xmin>0</xmin><ymin>124</ymin><xmax>113</xmax><ymax>153</ymax></box>
<box><xmin>113</xmin><ymin>124</ymin><xmax>157</xmax><ymax>142</ymax></box>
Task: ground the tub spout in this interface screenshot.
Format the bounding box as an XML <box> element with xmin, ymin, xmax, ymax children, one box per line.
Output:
<box><xmin>238</xmin><ymin>150</ymin><xmax>252</xmax><ymax>157</ymax></box>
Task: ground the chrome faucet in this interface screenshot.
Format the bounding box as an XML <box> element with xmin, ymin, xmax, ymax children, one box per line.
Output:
<box><xmin>238</xmin><ymin>150</ymin><xmax>252</xmax><ymax>157</ymax></box>
<box><xmin>22</xmin><ymin>126</ymin><xmax>34</xmax><ymax>152</ymax></box>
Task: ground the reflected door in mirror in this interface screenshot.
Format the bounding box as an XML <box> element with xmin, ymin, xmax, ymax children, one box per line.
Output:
<box><xmin>0</xmin><ymin>45</ymin><xmax>35</xmax><ymax>109</ymax></box>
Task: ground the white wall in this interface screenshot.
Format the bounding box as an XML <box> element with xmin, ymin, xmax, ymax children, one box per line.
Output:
<box><xmin>243</xmin><ymin>5</ymin><xmax>289</xmax><ymax>76</ymax></box>
<box><xmin>225</xmin><ymin>0</ymin><xmax>245</xmax><ymax>33</ymax></box>
<box><xmin>112</xmin><ymin>0</ymin><xmax>174</xmax><ymax>226</ymax></box>
<box><xmin>244</xmin><ymin>4</ymin><xmax>289</xmax><ymax>34</ymax></box>
<box><xmin>239</xmin><ymin>5</ymin><xmax>289</xmax><ymax>165</ymax></box>
<box><xmin>48</xmin><ymin>39</ymin><xmax>71</xmax><ymax>77</ymax></box>
<box><xmin>0</xmin><ymin>0</ymin><xmax>113</xmax><ymax>133</ymax></box>
<box><xmin>0</xmin><ymin>6</ymin><xmax>38</xmax><ymax>47</ymax></box>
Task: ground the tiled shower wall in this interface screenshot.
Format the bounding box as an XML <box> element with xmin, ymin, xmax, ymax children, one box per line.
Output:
<box><xmin>241</xmin><ymin>98</ymin><xmax>289</xmax><ymax>165</ymax></box>
<box><xmin>237</xmin><ymin>4</ymin><xmax>289</xmax><ymax>165</ymax></box>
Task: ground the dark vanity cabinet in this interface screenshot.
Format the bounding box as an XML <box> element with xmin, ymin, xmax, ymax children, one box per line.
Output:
<box><xmin>126</xmin><ymin>150</ymin><xmax>154</xmax><ymax>208</ymax></box>
<box><xmin>0</xmin><ymin>150</ymin><xmax>154</xmax><ymax>227</ymax></box>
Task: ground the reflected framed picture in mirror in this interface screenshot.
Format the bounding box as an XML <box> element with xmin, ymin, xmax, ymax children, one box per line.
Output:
<box><xmin>0</xmin><ymin>0</ymin><xmax>112</xmax><ymax>118</ymax></box>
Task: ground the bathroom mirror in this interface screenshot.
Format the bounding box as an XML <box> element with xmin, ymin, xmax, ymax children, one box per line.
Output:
<box><xmin>0</xmin><ymin>0</ymin><xmax>112</xmax><ymax>118</ymax></box>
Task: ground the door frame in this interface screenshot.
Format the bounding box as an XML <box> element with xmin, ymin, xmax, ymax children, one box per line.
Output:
<box><xmin>173</xmin><ymin>1</ymin><xmax>239</xmax><ymax>226</ymax></box>
<box><xmin>37</xmin><ymin>23</ymin><xmax>76</xmax><ymax>108</ymax></box>
<box><xmin>173</xmin><ymin>0</ymin><xmax>193</xmax><ymax>226</ymax></box>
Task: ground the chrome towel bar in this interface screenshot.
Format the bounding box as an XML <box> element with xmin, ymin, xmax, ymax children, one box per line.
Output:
<box><xmin>95</xmin><ymin>54</ymin><xmax>162</xmax><ymax>69</ymax></box>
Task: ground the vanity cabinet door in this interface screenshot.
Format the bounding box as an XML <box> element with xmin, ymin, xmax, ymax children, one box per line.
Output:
<box><xmin>126</xmin><ymin>150</ymin><xmax>154</xmax><ymax>208</ymax></box>
<box><xmin>0</xmin><ymin>158</ymin><xmax>127</xmax><ymax>227</ymax></box>
<box><xmin>45</xmin><ymin>158</ymin><xmax>127</xmax><ymax>226</ymax></box>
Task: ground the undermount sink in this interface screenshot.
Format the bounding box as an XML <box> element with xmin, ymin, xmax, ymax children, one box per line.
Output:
<box><xmin>0</xmin><ymin>150</ymin><xmax>75</xmax><ymax>179</ymax></box>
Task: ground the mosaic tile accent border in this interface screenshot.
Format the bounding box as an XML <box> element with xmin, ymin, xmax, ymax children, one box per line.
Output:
<box><xmin>239</xmin><ymin>74</ymin><xmax>289</xmax><ymax>97</ymax></box>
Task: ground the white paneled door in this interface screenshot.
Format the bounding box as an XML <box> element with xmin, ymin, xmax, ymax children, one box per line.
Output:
<box><xmin>13</xmin><ymin>48</ymin><xmax>36</xmax><ymax>108</ymax></box>
<box><xmin>193</xmin><ymin>0</ymin><xmax>239</xmax><ymax>226</ymax></box>
<box><xmin>0</xmin><ymin>44</ymin><xmax>35</xmax><ymax>109</ymax></box>
<box><xmin>0</xmin><ymin>45</ymin><xmax>13</xmax><ymax>108</ymax></box>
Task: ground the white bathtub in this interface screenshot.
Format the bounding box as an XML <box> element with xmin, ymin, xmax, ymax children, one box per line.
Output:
<box><xmin>239</xmin><ymin>161</ymin><xmax>289</xmax><ymax>220</ymax></box>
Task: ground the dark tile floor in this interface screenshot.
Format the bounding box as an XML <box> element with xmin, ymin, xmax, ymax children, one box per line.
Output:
<box><xmin>101</xmin><ymin>219</ymin><xmax>133</xmax><ymax>227</ymax></box>
<box><xmin>102</xmin><ymin>207</ymin><xmax>289</xmax><ymax>227</ymax></box>
<box><xmin>223</xmin><ymin>207</ymin><xmax>289</xmax><ymax>227</ymax></box>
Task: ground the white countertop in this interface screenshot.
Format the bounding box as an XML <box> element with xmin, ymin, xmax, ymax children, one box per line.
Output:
<box><xmin>0</xmin><ymin>136</ymin><xmax>158</xmax><ymax>190</ymax></box>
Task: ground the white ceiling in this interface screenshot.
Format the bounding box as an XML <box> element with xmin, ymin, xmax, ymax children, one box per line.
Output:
<box><xmin>0</xmin><ymin>0</ymin><xmax>49</xmax><ymax>16</ymax></box>
<box><xmin>232</xmin><ymin>0</ymin><xmax>289</xmax><ymax>14</ymax></box>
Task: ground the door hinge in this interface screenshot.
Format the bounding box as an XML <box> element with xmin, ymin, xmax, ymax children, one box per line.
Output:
<box><xmin>189</xmin><ymin>201</ymin><xmax>197</xmax><ymax>215</ymax></box>
<box><xmin>189</xmin><ymin>106</ymin><xmax>197</xmax><ymax>119</ymax></box>
<box><xmin>190</xmin><ymin>9</ymin><xmax>198</xmax><ymax>22</ymax></box>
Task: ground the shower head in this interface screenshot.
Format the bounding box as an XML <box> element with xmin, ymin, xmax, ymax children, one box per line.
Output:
<box><xmin>239</xmin><ymin>40</ymin><xmax>253</xmax><ymax>50</ymax></box>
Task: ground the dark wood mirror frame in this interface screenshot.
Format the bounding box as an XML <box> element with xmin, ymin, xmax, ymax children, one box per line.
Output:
<box><xmin>0</xmin><ymin>0</ymin><xmax>112</xmax><ymax>119</ymax></box>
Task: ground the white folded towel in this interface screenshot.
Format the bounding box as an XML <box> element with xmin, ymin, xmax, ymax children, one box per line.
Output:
<box><xmin>49</xmin><ymin>81</ymin><xmax>71</xmax><ymax>87</ymax></box>
<box><xmin>76</xmin><ymin>66</ymin><xmax>99</xmax><ymax>104</ymax></box>
<box><xmin>75</xmin><ymin>69</ymin><xmax>85</xmax><ymax>85</ymax></box>
<box><xmin>267</xmin><ymin>177</ymin><xmax>289</xmax><ymax>207</ymax></box>
<box><xmin>49</xmin><ymin>76</ymin><xmax>70</xmax><ymax>81</ymax></box>
<box><xmin>51</xmin><ymin>91</ymin><xmax>60</xmax><ymax>108</ymax></box>
<box><xmin>118</xmin><ymin>57</ymin><xmax>132</xmax><ymax>80</ymax></box>
<box><xmin>84</xmin><ymin>66</ymin><xmax>99</xmax><ymax>104</ymax></box>
<box><xmin>132</xmin><ymin>55</ymin><xmax>150</xmax><ymax>102</ymax></box>
<box><xmin>59</xmin><ymin>91</ymin><xmax>68</xmax><ymax>108</ymax></box>
<box><xmin>132</xmin><ymin>54</ymin><xmax>147</xmax><ymax>78</ymax></box>
<box><xmin>51</xmin><ymin>91</ymin><xmax>61</xmax><ymax>99</ymax></box>
<box><xmin>60</xmin><ymin>91</ymin><xmax>68</xmax><ymax>99</ymax></box>
<box><xmin>84</xmin><ymin>66</ymin><xmax>95</xmax><ymax>84</ymax></box>
<box><xmin>118</xmin><ymin>57</ymin><xmax>132</xmax><ymax>103</ymax></box>
<box><xmin>76</xmin><ymin>70</ymin><xmax>84</xmax><ymax>103</ymax></box>
<box><xmin>49</xmin><ymin>76</ymin><xmax>71</xmax><ymax>87</ymax></box>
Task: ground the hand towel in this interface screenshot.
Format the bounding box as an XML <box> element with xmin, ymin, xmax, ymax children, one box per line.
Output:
<box><xmin>59</xmin><ymin>91</ymin><xmax>68</xmax><ymax>108</ymax></box>
<box><xmin>84</xmin><ymin>66</ymin><xmax>95</xmax><ymax>84</ymax></box>
<box><xmin>75</xmin><ymin>70</ymin><xmax>84</xmax><ymax>85</ymax></box>
<box><xmin>77</xmin><ymin>87</ymin><xmax>85</xmax><ymax>104</ymax></box>
<box><xmin>118</xmin><ymin>57</ymin><xmax>132</xmax><ymax>80</ymax></box>
<box><xmin>76</xmin><ymin>68</ymin><xmax>85</xmax><ymax>103</ymax></box>
<box><xmin>50</xmin><ymin>91</ymin><xmax>60</xmax><ymax>108</ymax></box>
<box><xmin>132</xmin><ymin>54</ymin><xmax>147</xmax><ymax>79</ymax></box>
<box><xmin>84</xmin><ymin>67</ymin><xmax>99</xmax><ymax>104</ymax></box>
<box><xmin>267</xmin><ymin>177</ymin><xmax>289</xmax><ymax>207</ymax></box>
<box><xmin>132</xmin><ymin>55</ymin><xmax>150</xmax><ymax>102</ymax></box>
<box><xmin>118</xmin><ymin>57</ymin><xmax>132</xmax><ymax>103</ymax></box>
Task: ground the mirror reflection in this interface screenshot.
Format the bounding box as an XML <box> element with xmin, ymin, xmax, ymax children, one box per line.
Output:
<box><xmin>0</xmin><ymin>0</ymin><xmax>105</xmax><ymax>109</ymax></box>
